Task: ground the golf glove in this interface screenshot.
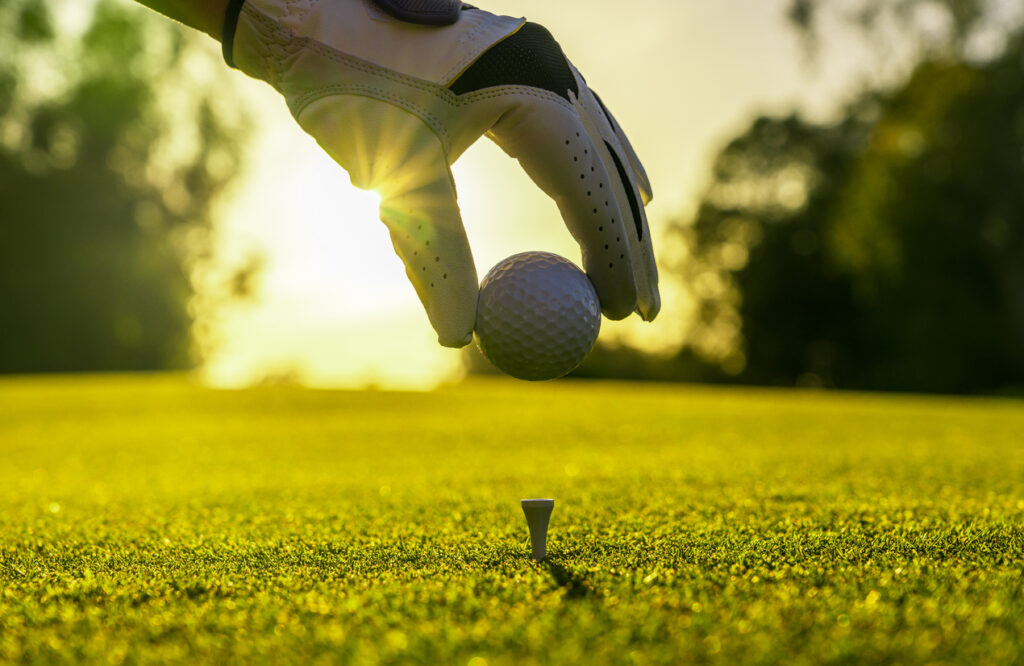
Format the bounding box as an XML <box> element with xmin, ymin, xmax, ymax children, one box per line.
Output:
<box><xmin>222</xmin><ymin>0</ymin><xmax>659</xmax><ymax>347</ymax></box>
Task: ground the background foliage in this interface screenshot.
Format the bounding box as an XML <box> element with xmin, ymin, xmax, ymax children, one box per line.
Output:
<box><xmin>0</xmin><ymin>0</ymin><xmax>243</xmax><ymax>373</ymax></box>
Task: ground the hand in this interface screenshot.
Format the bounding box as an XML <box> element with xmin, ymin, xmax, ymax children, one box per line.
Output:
<box><xmin>224</xmin><ymin>0</ymin><xmax>659</xmax><ymax>347</ymax></box>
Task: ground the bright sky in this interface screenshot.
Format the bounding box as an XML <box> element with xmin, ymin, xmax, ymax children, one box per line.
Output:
<box><xmin>202</xmin><ymin>0</ymin><xmax>874</xmax><ymax>389</ymax></box>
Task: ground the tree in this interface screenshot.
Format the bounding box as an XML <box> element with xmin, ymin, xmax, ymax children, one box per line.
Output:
<box><xmin>676</xmin><ymin>17</ymin><xmax>1024</xmax><ymax>392</ymax></box>
<box><xmin>0</xmin><ymin>0</ymin><xmax>244</xmax><ymax>373</ymax></box>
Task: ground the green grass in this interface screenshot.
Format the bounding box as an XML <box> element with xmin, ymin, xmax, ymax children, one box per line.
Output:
<box><xmin>1</xmin><ymin>374</ymin><xmax>1022</xmax><ymax>664</ymax></box>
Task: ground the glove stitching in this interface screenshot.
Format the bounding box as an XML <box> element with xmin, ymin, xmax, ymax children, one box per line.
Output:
<box><xmin>295</xmin><ymin>39</ymin><xmax>448</xmax><ymax>96</ymax></box>
<box><xmin>269</xmin><ymin>40</ymin><xmax>295</xmax><ymax>89</ymax></box>
<box><xmin>243</xmin><ymin>5</ymin><xmax>564</xmax><ymax>112</ymax></box>
<box><xmin>290</xmin><ymin>82</ymin><xmax>574</xmax><ymax>162</ymax></box>
<box><xmin>263</xmin><ymin>38</ymin><xmax>456</xmax><ymax>148</ymax></box>
<box><xmin>441</xmin><ymin>17</ymin><xmax>490</xmax><ymax>83</ymax></box>
<box><xmin>450</xmin><ymin>85</ymin><xmax>572</xmax><ymax>111</ymax></box>
<box><xmin>441</xmin><ymin>17</ymin><xmax>526</xmax><ymax>85</ymax></box>
<box><xmin>254</xmin><ymin>18</ymin><xmax>279</xmax><ymax>88</ymax></box>
<box><xmin>291</xmin><ymin>84</ymin><xmax>452</xmax><ymax>154</ymax></box>
<box><xmin>241</xmin><ymin>5</ymin><xmax>574</xmax><ymax>164</ymax></box>
<box><xmin>240</xmin><ymin>6</ymin><xmax>294</xmax><ymax>89</ymax></box>
<box><xmin>283</xmin><ymin>0</ymin><xmax>313</xmax><ymax>28</ymax></box>
<box><xmin>244</xmin><ymin>6</ymin><xmax>449</xmax><ymax>100</ymax></box>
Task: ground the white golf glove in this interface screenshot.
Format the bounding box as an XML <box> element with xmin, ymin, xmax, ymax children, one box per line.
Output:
<box><xmin>223</xmin><ymin>0</ymin><xmax>659</xmax><ymax>347</ymax></box>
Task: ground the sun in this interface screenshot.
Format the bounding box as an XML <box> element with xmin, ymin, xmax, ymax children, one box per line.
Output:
<box><xmin>203</xmin><ymin>102</ymin><xmax>465</xmax><ymax>388</ymax></box>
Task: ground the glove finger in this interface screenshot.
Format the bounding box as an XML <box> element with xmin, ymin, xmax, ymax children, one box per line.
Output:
<box><xmin>486</xmin><ymin>77</ymin><xmax>660</xmax><ymax>321</ymax></box>
<box><xmin>488</xmin><ymin>95</ymin><xmax>640</xmax><ymax>320</ymax></box>
<box><xmin>589</xmin><ymin>89</ymin><xmax>653</xmax><ymax>205</ymax></box>
<box><xmin>296</xmin><ymin>95</ymin><xmax>478</xmax><ymax>347</ymax></box>
<box><xmin>379</xmin><ymin>175</ymin><xmax>478</xmax><ymax>348</ymax></box>
<box><xmin>443</xmin><ymin>18</ymin><xmax>657</xmax><ymax>318</ymax></box>
<box><xmin>573</xmin><ymin>79</ymin><xmax>660</xmax><ymax>321</ymax></box>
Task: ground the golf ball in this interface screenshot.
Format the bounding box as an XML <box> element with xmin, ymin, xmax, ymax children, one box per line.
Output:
<box><xmin>475</xmin><ymin>251</ymin><xmax>601</xmax><ymax>381</ymax></box>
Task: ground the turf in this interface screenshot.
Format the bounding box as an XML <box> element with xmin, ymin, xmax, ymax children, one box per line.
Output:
<box><xmin>1</xmin><ymin>374</ymin><xmax>1022</xmax><ymax>664</ymax></box>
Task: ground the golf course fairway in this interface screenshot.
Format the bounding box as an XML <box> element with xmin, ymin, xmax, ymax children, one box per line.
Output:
<box><xmin>1</xmin><ymin>374</ymin><xmax>1022</xmax><ymax>664</ymax></box>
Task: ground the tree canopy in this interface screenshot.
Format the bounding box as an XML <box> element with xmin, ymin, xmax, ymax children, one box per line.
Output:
<box><xmin>0</xmin><ymin>0</ymin><xmax>243</xmax><ymax>373</ymax></box>
<box><xmin>675</xmin><ymin>8</ymin><xmax>1024</xmax><ymax>392</ymax></box>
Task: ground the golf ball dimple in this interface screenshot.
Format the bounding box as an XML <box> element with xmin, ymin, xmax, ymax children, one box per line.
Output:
<box><xmin>475</xmin><ymin>252</ymin><xmax>601</xmax><ymax>381</ymax></box>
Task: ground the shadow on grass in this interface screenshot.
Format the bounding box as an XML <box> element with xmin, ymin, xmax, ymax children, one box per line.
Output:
<box><xmin>544</xmin><ymin>558</ymin><xmax>600</xmax><ymax>600</ymax></box>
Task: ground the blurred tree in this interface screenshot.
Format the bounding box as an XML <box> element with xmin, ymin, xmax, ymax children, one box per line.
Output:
<box><xmin>675</xmin><ymin>5</ymin><xmax>1024</xmax><ymax>393</ymax></box>
<box><xmin>787</xmin><ymin>0</ymin><xmax>1010</xmax><ymax>63</ymax></box>
<box><xmin>0</xmin><ymin>0</ymin><xmax>243</xmax><ymax>373</ymax></box>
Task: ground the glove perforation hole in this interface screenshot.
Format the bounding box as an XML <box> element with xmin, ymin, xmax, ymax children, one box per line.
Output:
<box><xmin>598</xmin><ymin>226</ymin><xmax>603</xmax><ymax>231</ymax></box>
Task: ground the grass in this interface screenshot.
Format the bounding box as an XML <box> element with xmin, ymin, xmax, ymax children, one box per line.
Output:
<box><xmin>0</xmin><ymin>373</ymin><xmax>1022</xmax><ymax>664</ymax></box>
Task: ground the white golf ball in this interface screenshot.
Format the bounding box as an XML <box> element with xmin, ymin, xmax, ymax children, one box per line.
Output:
<box><xmin>475</xmin><ymin>251</ymin><xmax>601</xmax><ymax>381</ymax></box>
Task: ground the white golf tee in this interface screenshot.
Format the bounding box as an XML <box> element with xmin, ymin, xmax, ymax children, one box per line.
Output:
<box><xmin>521</xmin><ymin>498</ymin><xmax>554</xmax><ymax>561</ymax></box>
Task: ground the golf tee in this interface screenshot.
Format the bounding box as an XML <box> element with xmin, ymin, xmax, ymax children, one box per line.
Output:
<box><xmin>521</xmin><ymin>498</ymin><xmax>554</xmax><ymax>561</ymax></box>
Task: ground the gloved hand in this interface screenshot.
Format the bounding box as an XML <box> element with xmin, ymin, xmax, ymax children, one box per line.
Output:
<box><xmin>223</xmin><ymin>0</ymin><xmax>659</xmax><ymax>347</ymax></box>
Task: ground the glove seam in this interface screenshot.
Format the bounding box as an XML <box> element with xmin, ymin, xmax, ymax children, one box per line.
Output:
<box><xmin>439</xmin><ymin>17</ymin><xmax>526</xmax><ymax>84</ymax></box>
<box><xmin>245</xmin><ymin>5</ymin><xmax>438</xmax><ymax>95</ymax></box>
<box><xmin>242</xmin><ymin>4</ymin><xmax>567</xmax><ymax>108</ymax></box>
<box><xmin>291</xmin><ymin>85</ymin><xmax>453</xmax><ymax>155</ymax></box>
<box><xmin>283</xmin><ymin>0</ymin><xmax>313</xmax><ymax>26</ymax></box>
<box><xmin>239</xmin><ymin>5</ymin><xmax>453</xmax><ymax>150</ymax></box>
<box><xmin>291</xmin><ymin>81</ymin><xmax>572</xmax><ymax>119</ymax></box>
<box><xmin>451</xmin><ymin>85</ymin><xmax>571</xmax><ymax>111</ymax></box>
<box><xmin>289</xmin><ymin>82</ymin><xmax>575</xmax><ymax>163</ymax></box>
<box><xmin>257</xmin><ymin>17</ymin><xmax>281</xmax><ymax>87</ymax></box>
<box><xmin>238</xmin><ymin>3</ymin><xmax>576</xmax><ymax>167</ymax></box>
<box><xmin>237</xmin><ymin>5</ymin><xmax>294</xmax><ymax>87</ymax></box>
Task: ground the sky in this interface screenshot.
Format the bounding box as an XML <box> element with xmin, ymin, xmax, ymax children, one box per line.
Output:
<box><xmin>200</xmin><ymin>0</ymin><xmax>875</xmax><ymax>389</ymax></box>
